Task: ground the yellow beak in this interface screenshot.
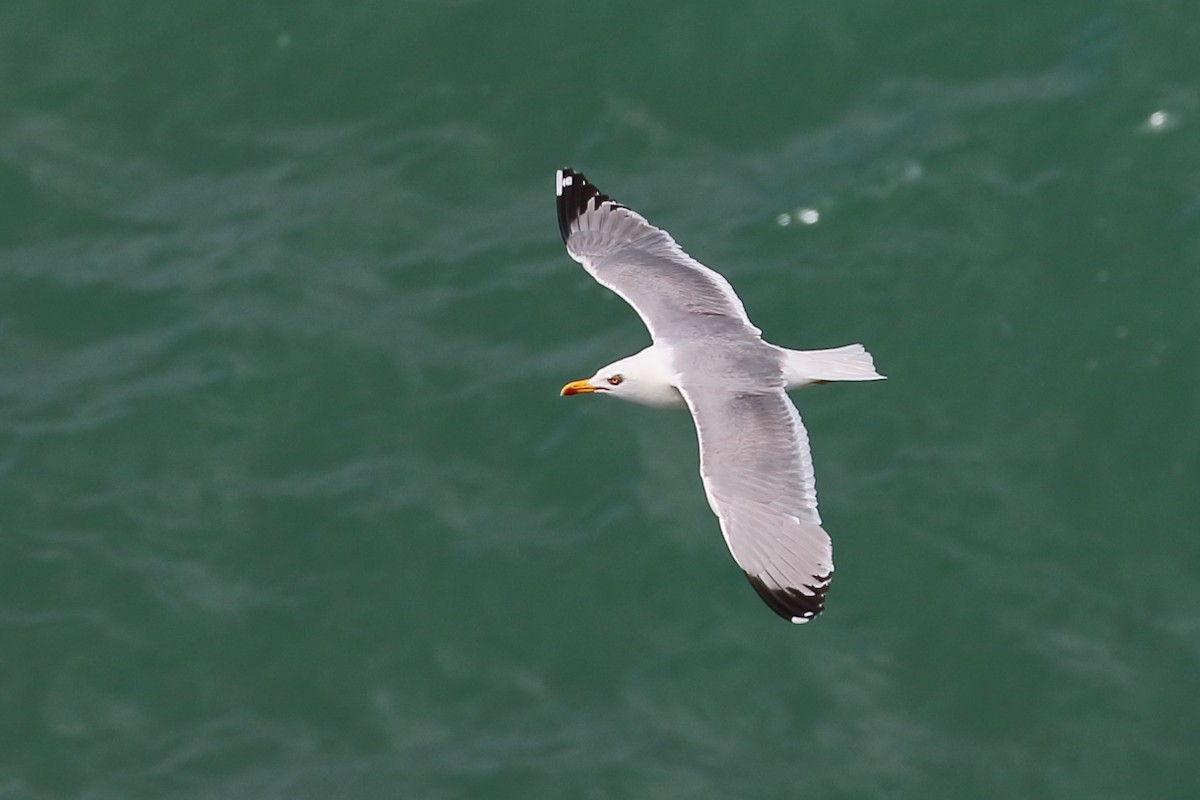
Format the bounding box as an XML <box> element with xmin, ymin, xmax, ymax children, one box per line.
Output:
<box><xmin>560</xmin><ymin>379</ymin><xmax>597</xmax><ymax>396</ymax></box>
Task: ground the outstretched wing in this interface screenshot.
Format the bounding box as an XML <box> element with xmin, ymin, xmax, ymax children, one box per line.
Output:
<box><xmin>679</xmin><ymin>383</ymin><xmax>832</xmax><ymax>623</ymax></box>
<box><xmin>556</xmin><ymin>168</ymin><xmax>759</xmax><ymax>341</ymax></box>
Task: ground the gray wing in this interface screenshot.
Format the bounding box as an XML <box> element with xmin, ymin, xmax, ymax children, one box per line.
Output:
<box><xmin>678</xmin><ymin>383</ymin><xmax>833</xmax><ymax>623</ymax></box>
<box><xmin>556</xmin><ymin>169</ymin><xmax>760</xmax><ymax>341</ymax></box>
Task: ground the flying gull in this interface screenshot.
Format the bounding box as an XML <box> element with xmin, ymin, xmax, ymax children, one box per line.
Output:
<box><xmin>556</xmin><ymin>168</ymin><xmax>884</xmax><ymax>623</ymax></box>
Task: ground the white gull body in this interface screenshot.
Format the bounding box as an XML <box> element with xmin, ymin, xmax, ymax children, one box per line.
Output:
<box><xmin>556</xmin><ymin>169</ymin><xmax>884</xmax><ymax>623</ymax></box>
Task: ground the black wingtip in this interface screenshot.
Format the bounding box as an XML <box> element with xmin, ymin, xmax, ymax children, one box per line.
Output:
<box><xmin>745</xmin><ymin>573</ymin><xmax>831</xmax><ymax>624</ymax></box>
<box><xmin>555</xmin><ymin>168</ymin><xmax>618</xmax><ymax>244</ymax></box>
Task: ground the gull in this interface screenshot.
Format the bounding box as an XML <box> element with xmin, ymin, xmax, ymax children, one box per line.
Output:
<box><xmin>556</xmin><ymin>168</ymin><xmax>884</xmax><ymax>623</ymax></box>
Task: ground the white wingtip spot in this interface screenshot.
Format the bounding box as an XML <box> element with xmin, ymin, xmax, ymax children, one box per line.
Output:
<box><xmin>790</xmin><ymin>614</ymin><xmax>814</xmax><ymax>624</ymax></box>
<box><xmin>556</xmin><ymin>170</ymin><xmax>572</xmax><ymax>196</ymax></box>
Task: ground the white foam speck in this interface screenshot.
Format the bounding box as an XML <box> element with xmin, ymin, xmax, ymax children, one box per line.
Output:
<box><xmin>1140</xmin><ymin>109</ymin><xmax>1176</xmax><ymax>133</ymax></box>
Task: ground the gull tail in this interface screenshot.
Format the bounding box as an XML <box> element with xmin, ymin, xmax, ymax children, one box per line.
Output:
<box><xmin>780</xmin><ymin>343</ymin><xmax>885</xmax><ymax>389</ymax></box>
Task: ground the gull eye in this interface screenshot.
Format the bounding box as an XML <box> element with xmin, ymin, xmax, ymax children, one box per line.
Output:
<box><xmin>607</xmin><ymin>374</ymin><xmax>623</xmax><ymax>386</ymax></box>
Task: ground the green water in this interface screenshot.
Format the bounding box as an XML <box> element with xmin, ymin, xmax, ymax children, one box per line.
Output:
<box><xmin>2</xmin><ymin>2</ymin><xmax>1198</xmax><ymax>798</ymax></box>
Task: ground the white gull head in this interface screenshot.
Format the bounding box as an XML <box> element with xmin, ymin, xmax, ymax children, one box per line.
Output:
<box><xmin>560</xmin><ymin>346</ymin><xmax>685</xmax><ymax>409</ymax></box>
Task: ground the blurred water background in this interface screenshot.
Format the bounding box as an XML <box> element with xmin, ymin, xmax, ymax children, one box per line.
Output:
<box><xmin>2</xmin><ymin>1</ymin><xmax>1199</xmax><ymax>798</ymax></box>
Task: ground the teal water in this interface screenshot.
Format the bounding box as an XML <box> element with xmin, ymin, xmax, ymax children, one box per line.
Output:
<box><xmin>2</xmin><ymin>2</ymin><xmax>1199</xmax><ymax>798</ymax></box>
